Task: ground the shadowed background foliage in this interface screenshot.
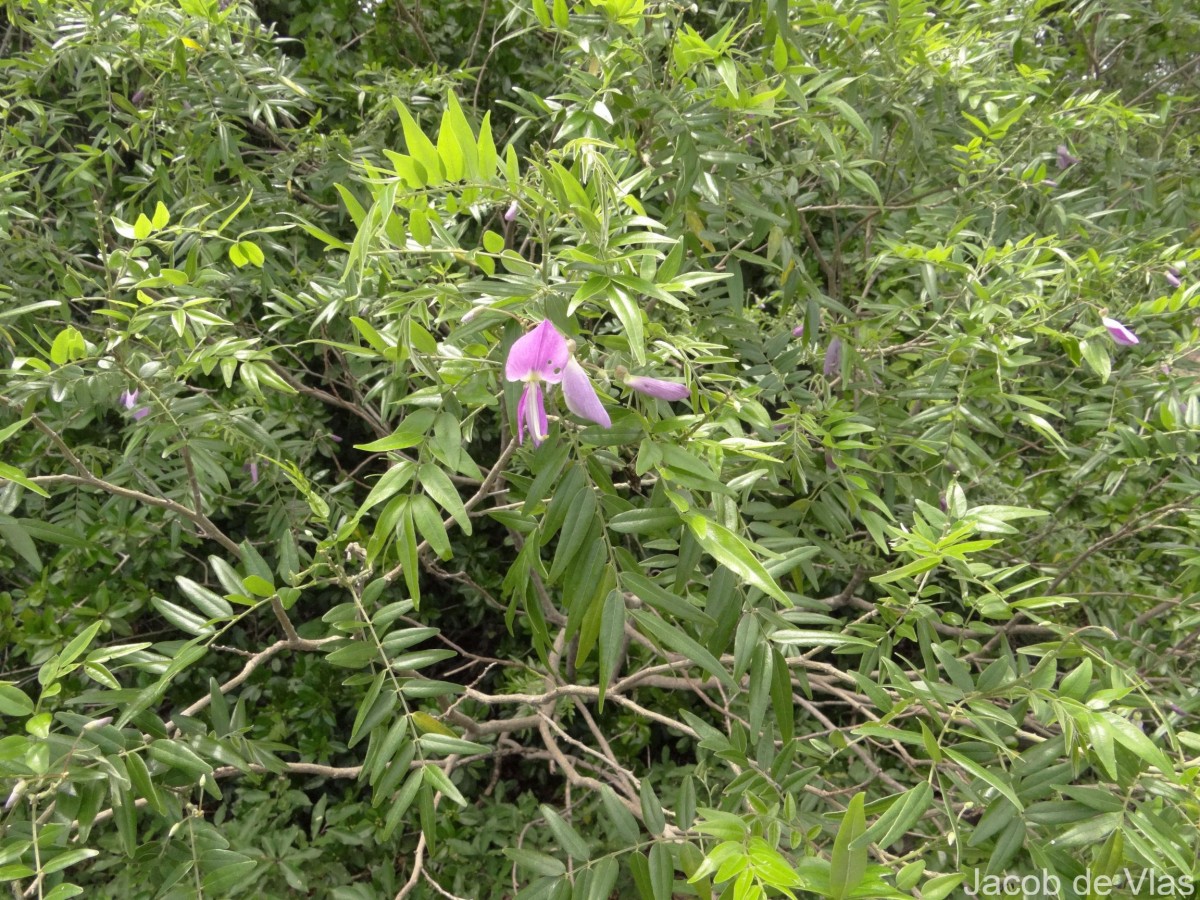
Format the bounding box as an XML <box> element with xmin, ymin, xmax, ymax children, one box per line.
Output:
<box><xmin>2</xmin><ymin>0</ymin><xmax>1200</xmax><ymax>897</ymax></box>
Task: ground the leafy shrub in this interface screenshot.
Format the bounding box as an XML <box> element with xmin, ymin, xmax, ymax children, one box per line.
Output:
<box><xmin>2</xmin><ymin>0</ymin><xmax>1200</xmax><ymax>897</ymax></box>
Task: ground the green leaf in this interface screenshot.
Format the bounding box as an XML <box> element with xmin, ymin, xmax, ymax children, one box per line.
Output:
<box><xmin>540</xmin><ymin>805</ymin><xmax>591</xmax><ymax>861</ymax></box>
<box><xmin>125</xmin><ymin>751</ymin><xmax>166</xmax><ymax>816</ymax></box>
<box><xmin>150</xmin><ymin>600</ymin><xmax>216</xmax><ymax>643</ymax></box>
<box><xmin>1102</xmin><ymin>711</ymin><xmax>1175</xmax><ymax>778</ymax></box>
<box><xmin>852</xmin><ymin>783</ymin><xmax>933</xmax><ymax>850</ymax></box>
<box><xmin>381</xmin><ymin>768</ymin><xmax>423</xmax><ymax>839</ymax></box>
<box><xmin>39</xmin><ymin>849</ymin><xmax>98</xmax><ymax>876</ymax></box>
<box><xmin>410</xmin><ymin>493</ymin><xmax>452</xmax><ymax>559</ymax></box>
<box><xmin>943</xmin><ymin>747</ymin><xmax>1023</xmax><ymax>810</ymax></box>
<box><xmin>334</xmin><ymin>183</ymin><xmax>368</xmax><ymax>227</ymax></box>
<box><xmin>49</xmin><ymin>326</ymin><xmax>85</xmax><ymax>365</ymax></box>
<box><xmin>0</xmin><ymin>684</ymin><xmax>35</xmax><ymax>716</ymax></box>
<box><xmin>419</xmin><ymin>463</ymin><xmax>472</xmax><ymax>535</ymax></box>
<box><xmin>600</xmin><ymin>785</ymin><xmax>640</xmax><ymax>842</ymax></box>
<box><xmin>325</xmin><ymin>642</ymin><xmax>380</xmax><ymax>669</ymax></box>
<box><xmin>869</xmin><ymin>555</ymin><xmax>941</xmax><ymax>585</ymax></box>
<box><xmin>830</xmin><ymin>792</ymin><xmax>867</xmax><ymax>900</ymax></box>
<box><xmin>393</xmin><ymin>100</ymin><xmax>442</xmax><ymax>185</ymax></box>
<box><xmin>639</xmin><ymin>779</ymin><xmax>666</xmax><ymax>836</ymax></box>
<box><xmin>237</xmin><ymin>240</ymin><xmax>264</xmax><ymax>267</ymax></box>
<box><xmin>422</xmin><ymin>763</ymin><xmax>468</xmax><ymax>807</ymax></box>
<box><xmin>148</xmin><ymin>739</ymin><xmax>214</xmax><ymax>778</ymax></box>
<box><xmin>549</xmin><ymin>486</ymin><xmax>596</xmax><ymax>581</ymax></box>
<box><xmin>597</xmin><ymin>589</ymin><xmax>625</xmax><ymax>710</ymax></box>
<box><xmin>482</xmin><ymin>230</ymin><xmax>505</xmax><ymax>254</ymax></box>
<box><xmin>503</xmin><ymin>848</ymin><xmax>565</xmax><ymax>878</ymax></box>
<box><xmin>632</xmin><ymin>609</ymin><xmax>735</xmax><ymax>689</ymax></box>
<box><xmin>648</xmin><ymin>842</ymin><xmax>673</xmax><ymax>900</ymax></box>
<box><xmin>0</xmin><ymin>516</ymin><xmax>41</xmax><ymax>571</ymax></box>
<box><xmin>151</xmin><ymin>201</ymin><xmax>170</xmax><ymax>230</ymax></box>
<box><xmin>608</xmin><ymin>284</ymin><xmax>645</xmax><ymax>365</ymax></box>
<box><xmin>0</xmin><ymin>463</ymin><xmax>50</xmax><ymax>497</ymax></box>
<box><xmin>685</xmin><ymin>514</ymin><xmax>790</xmax><ymax>606</ymax></box>
<box><xmin>921</xmin><ymin>874</ymin><xmax>964</xmax><ymax>900</ymax></box>
<box><xmin>175</xmin><ymin>576</ymin><xmax>233</xmax><ymax>619</ymax></box>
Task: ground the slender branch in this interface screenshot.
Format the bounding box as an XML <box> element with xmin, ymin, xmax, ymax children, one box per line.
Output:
<box><xmin>170</xmin><ymin>636</ymin><xmax>336</xmax><ymax>733</ymax></box>
<box><xmin>266</xmin><ymin>361</ymin><xmax>389</xmax><ymax>438</ymax></box>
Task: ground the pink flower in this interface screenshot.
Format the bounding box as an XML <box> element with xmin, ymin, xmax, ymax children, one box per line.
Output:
<box><xmin>506</xmin><ymin>320</ymin><xmax>570</xmax><ymax>446</ymax></box>
<box><xmin>131</xmin><ymin>407</ymin><xmax>151</xmax><ymax>421</ymax></box>
<box><xmin>791</xmin><ymin>324</ymin><xmax>804</xmax><ymax>338</ymax></box>
<box><xmin>244</xmin><ymin>461</ymin><xmax>259</xmax><ymax>484</ymax></box>
<box><xmin>1101</xmin><ymin>316</ymin><xmax>1139</xmax><ymax>346</ymax></box>
<box><xmin>619</xmin><ymin>368</ymin><xmax>690</xmax><ymax>401</ymax></box>
<box><xmin>504</xmin><ymin>201</ymin><xmax>519</xmax><ymax>222</ymax></box>
<box><xmin>1167</xmin><ymin>267</ymin><xmax>1182</xmax><ymax>289</ymax></box>
<box><xmin>561</xmin><ymin>357</ymin><xmax>610</xmax><ymax>428</ymax></box>
<box><xmin>120</xmin><ymin>389</ymin><xmax>139</xmax><ymax>409</ymax></box>
<box><xmin>1056</xmin><ymin>145</ymin><xmax>1079</xmax><ymax>169</ymax></box>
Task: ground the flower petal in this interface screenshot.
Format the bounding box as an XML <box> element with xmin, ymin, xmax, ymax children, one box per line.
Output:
<box><xmin>505</xmin><ymin>319</ymin><xmax>569</xmax><ymax>383</ymax></box>
<box><xmin>791</xmin><ymin>324</ymin><xmax>804</xmax><ymax>338</ymax></box>
<box><xmin>516</xmin><ymin>383</ymin><xmax>529</xmax><ymax>444</ymax></box>
<box><xmin>120</xmin><ymin>389</ymin><xmax>139</xmax><ymax>410</ymax></box>
<box><xmin>1056</xmin><ymin>144</ymin><xmax>1079</xmax><ymax>169</ymax></box>
<box><xmin>132</xmin><ymin>407</ymin><xmax>151</xmax><ymax>421</ymax></box>
<box><xmin>624</xmin><ymin>374</ymin><xmax>690</xmax><ymax>401</ymax></box>
<box><xmin>524</xmin><ymin>382</ymin><xmax>548</xmax><ymax>446</ymax></box>
<box><xmin>1102</xmin><ymin>316</ymin><xmax>1139</xmax><ymax>346</ymax></box>
<box><xmin>823</xmin><ymin>337</ymin><xmax>843</xmax><ymax>377</ymax></box>
<box><xmin>561</xmin><ymin>357</ymin><xmax>611</xmax><ymax>428</ymax></box>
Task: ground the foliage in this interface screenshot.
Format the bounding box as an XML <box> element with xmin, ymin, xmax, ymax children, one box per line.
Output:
<box><xmin>2</xmin><ymin>0</ymin><xmax>1200</xmax><ymax>897</ymax></box>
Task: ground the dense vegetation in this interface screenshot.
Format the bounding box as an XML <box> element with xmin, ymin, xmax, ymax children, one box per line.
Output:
<box><xmin>2</xmin><ymin>0</ymin><xmax>1200</xmax><ymax>896</ymax></box>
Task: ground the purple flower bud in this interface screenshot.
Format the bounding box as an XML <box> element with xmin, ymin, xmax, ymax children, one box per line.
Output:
<box><xmin>823</xmin><ymin>338</ymin><xmax>842</xmax><ymax>377</ymax></box>
<box><xmin>120</xmin><ymin>389</ymin><xmax>139</xmax><ymax>410</ymax></box>
<box><xmin>131</xmin><ymin>89</ymin><xmax>146</xmax><ymax>108</ymax></box>
<box><xmin>620</xmin><ymin>371</ymin><xmax>690</xmax><ymax>401</ymax></box>
<box><xmin>791</xmin><ymin>324</ymin><xmax>804</xmax><ymax>338</ymax></box>
<box><xmin>1056</xmin><ymin>145</ymin><xmax>1079</xmax><ymax>169</ymax></box>
<box><xmin>1041</xmin><ymin>179</ymin><xmax>1059</xmax><ymax>188</ymax></box>
<box><xmin>132</xmin><ymin>406</ymin><xmax>151</xmax><ymax>421</ymax></box>
<box><xmin>1101</xmin><ymin>316</ymin><xmax>1139</xmax><ymax>347</ymax></box>
<box><xmin>244</xmin><ymin>461</ymin><xmax>259</xmax><ymax>484</ymax></box>
<box><xmin>504</xmin><ymin>201</ymin><xmax>519</xmax><ymax>222</ymax></box>
<box><xmin>4</xmin><ymin>781</ymin><xmax>25</xmax><ymax>811</ymax></box>
<box><xmin>1167</xmin><ymin>267</ymin><xmax>1182</xmax><ymax>289</ymax></box>
<box><xmin>330</xmin><ymin>434</ymin><xmax>342</xmax><ymax>443</ymax></box>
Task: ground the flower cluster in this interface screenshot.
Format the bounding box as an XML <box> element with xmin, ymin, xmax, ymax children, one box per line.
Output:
<box><xmin>505</xmin><ymin>320</ymin><xmax>689</xmax><ymax>446</ymax></box>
